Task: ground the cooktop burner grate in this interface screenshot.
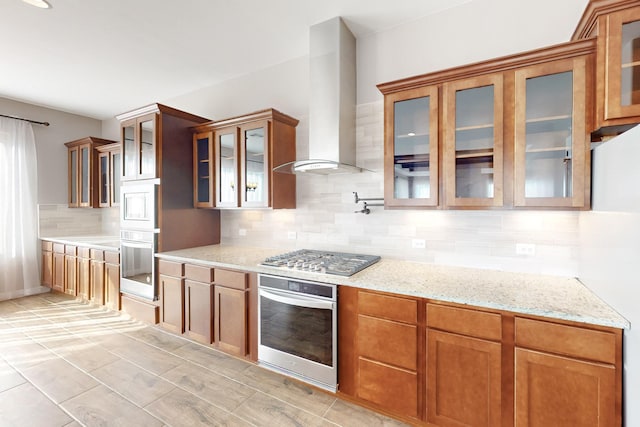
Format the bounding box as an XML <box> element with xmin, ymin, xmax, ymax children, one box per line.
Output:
<box><xmin>261</xmin><ymin>249</ymin><xmax>381</xmax><ymax>276</ymax></box>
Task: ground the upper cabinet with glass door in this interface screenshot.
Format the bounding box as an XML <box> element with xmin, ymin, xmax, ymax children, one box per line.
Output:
<box><xmin>120</xmin><ymin>113</ymin><xmax>156</xmax><ymax>181</ymax></box>
<box><xmin>443</xmin><ymin>75</ymin><xmax>503</xmax><ymax>207</ymax></box>
<box><xmin>573</xmin><ymin>1</ymin><xmax>640</xmax><ymax>136</ymax></box>
<box><xmin>191</xmin><ymin>109</ymin><xmax>298</xmax><ymax>209</ymax></box>
<box><xmin>384</xmin><ymin>86</ymin><xmax>439</xmax><ymax>208</ymax></box>
<box><xmin>96</xmin><ymin>143</ymin><xmax>121</xmax><ymax>208</ymax></box>
<box><xmin>513</xmin><ymin>57</ymin><xmax>590</xmax><ymax>208</ymax></box>
<box><xmin>64</xmin><ymin>137</ymin><xmax>116</xmax><ymax>208</ymax></box>
<box><xmin>379</xmin><ymin>38</ymin><xmax>595</xmax><ymax>210</ymax></box>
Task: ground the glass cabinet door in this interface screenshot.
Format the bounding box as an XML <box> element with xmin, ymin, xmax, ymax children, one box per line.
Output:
<box><xmin>443</xmin><ymin>75</ymin><xmax>503</xmax><ymax>207</ymax></box>
<box><xmin>79</xmin><ymin>145</ymin><xmax>90</xmax><ymax>206</ymax></box>
<box><xmin>121</xmin><ymin>121</ymin><xmax>136</xmax><ymax>180</ymax></box>
<box><xmin>385</xmin><ymin>86</ymin><xmax>439</xmax><ymax>207</ymax></box>
<box><xmin>605</xmin><ymin>6</ymin><xmax>640</xmax><ymax>120</ymax></box>
<box><xmin>98</xmin><ymin>151</ymin><xmax>110</xmax><ymax>207</ymax></box>
<box><xmin>240</xmin><ymin>121</ymin><xmax>269</xmax><ymax>208</ymax></box>
<box><xmin>514</xmin><ymin>57</ymin><xmax>587</xmax><ymax>208</ymax></box>
<box><xmin>111</xmin><ymin>150</ymin><xmax>121</xmax><ymax>206</ymax></box>
<box><xmin>139</xmin><ymin>117</ymin><xmax>155</xmax><ymax>178</ymax></box>
<box><xmin>193</xmin><ymin>131</ymin><xmax>214</xmax><ymax>208</ymax></box>
<box><xmin>69</xmin><ymin>147</ymin><xmax>78</xmax><ymax>206</ymax></box>
<box><xmin>215</xmin><ymin>127</ymin><xmax>239</xmax><ymax>208</ymax></box>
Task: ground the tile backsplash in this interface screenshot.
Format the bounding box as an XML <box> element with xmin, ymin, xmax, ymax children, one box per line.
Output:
<box><xmin>38</xmin><ymin>204</ymin><xmax>119</xmax><ymax>237</ymax></box>
<box><xmin>38</xmin><ymin>101</ymin><xmax>581</xmax><ymax>277</ymax></box>
<box><xmin>221</xmin><ymin>101</ymin><xmax>581</xmax><ymax>277</ymax></box>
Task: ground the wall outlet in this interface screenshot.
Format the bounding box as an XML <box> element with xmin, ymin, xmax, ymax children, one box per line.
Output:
<box><xmin>412</xmin><ymin>239</ymin><xmax>426</xmax><ymax>249</ymax></box>
<box><xmin>516</xmin><ymin>243</ymin><xmax>536</xmax><ymax>256</ymax></box>
<box><xmin>238</xmin><ymin>228</ymin><xmax>247</xmax><ymax>236</ymax></box>
<box><xmin>287</xmin><ymin>231</ymin><xmax>297</xmax><ymax>240</ymax></box>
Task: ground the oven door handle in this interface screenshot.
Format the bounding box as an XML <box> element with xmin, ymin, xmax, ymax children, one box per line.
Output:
<box><xmin>120</xmin><ymin>240</ymin><xmax>152</xmax><ymax>249</ymax></box>
<box><xmin>259</xmin><ymin>288</ymin><xmax>334</xmax><ymax>310</ymax></box>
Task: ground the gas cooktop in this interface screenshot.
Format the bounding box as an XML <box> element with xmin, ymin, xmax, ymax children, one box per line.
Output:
<box><xmin>261</xmin><ymin>249</ymin><xmax>381</xmax><ymax>277</ymax></box>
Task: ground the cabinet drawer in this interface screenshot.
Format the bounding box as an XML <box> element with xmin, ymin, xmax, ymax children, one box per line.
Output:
<box><xmin>53</xmin><ymin>243</ymin><xmax>65</xmax><ymax>253</ymax></box>
<box><xmin>65</xmin><ymin>245</ymin><xmax>77</xmax><ymax>256</ymax></box>
<box><xmin>358</xmin><ymin>291</ymin><xmax>418</xmax><ymax>324</ymax></box>
<box><xmin>185</xmin><ymin>264</ymin><xmax>213</xmax><ymax>283</ymax></box>
<box><xmin>77</xmin><ymin>247</ymin><xmax>90</xmax><ymax>258</ymax></box>
<box><xmin>214</xmin><ymin>268</ymin><xmax>247</xmax><ymax>290</ymax></box>
<box><xmin>42</xmin><ymin>241</ymin><xmax>53</xmax><ymax>251</ymax></box>
<box><xmin>357</xmin><ymin>357</ymin><xmax>418</xmax><ymax>419</ymax></box>
<box><xmin>89</xmin><ymin>249</ymin><xmax>104</xmax><ymax>261</ymax></box>
<box><xmin>104</xmin><ymin>251</ymin><xmax>120</xmax><ymax>264</ymax></box>
<box><xmin>158</xmin><ymin>260</ymin><xmax>184</xmax><ymax>277</ymax></box>
<box><xmin>358</xmin><ymin>314</ymin><xmax>417</xmax><ymax>371</ymax></box>
<box><xmin>427</xmin><ymin>303</ymin><xmax>502</xmax><ymax>341</ymax></box>
<box><xmin>515</xmin><ymin>317</ymin><xmax>617</xmax><ymax>364</ymax></box>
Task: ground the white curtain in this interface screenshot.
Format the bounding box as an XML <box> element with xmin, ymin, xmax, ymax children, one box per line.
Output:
<box><xmin>0</xmin><ymin>117</ymin><xmax>41</xmax><ymax>300</ymax></box>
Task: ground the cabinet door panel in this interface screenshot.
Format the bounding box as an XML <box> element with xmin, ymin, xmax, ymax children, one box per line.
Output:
<box><xmin>605</xmin><ymin>6</ymin><xmax>640</xmax><ymax>120</ymax></box>
<box><xmin>515</xmin><ymin>348</ymin><xmax>616</xmax><ymax>427</ymax></box>
<box><xmin>357</xmin><ymin>315</ymin><xmax>417</xmax><ymax>370</ymax></box>
<box><xmin>427</xmin><ymin>329</ymin><xmax>502</xmax><ymax>427</ymax></box>
<box><xmin>185</xmin><ymin>280</ymin><xmax>214</xmax><ymax>344</ymax></box>
<box><xmin>53</xmin><ymin>252</ymin><xmax>65</xmax><ymax>292</ymax></box>
<box><xmin>65</xmin><ymin>255</ymin><xmax>77</xmax><ymax>296</ymax></box>
<box><xmin>384</xmin><ymin>86</ymin><xmax>439</xmax><ymax>207</ymax></box>
<box><xmin>193</xmin><ymin>131</ymin><xmax>214</xmax><ymax>208</ymax></box>
<box><xmin>240</xmin><ymin>121</ymin><xmax>269</xmax><ymax>208</ymax></box>
<box><xmin>443</xmin><ymin>74</ymin><xmax>504</xmax><ymax>207</ymax></box>
<box><xmin>42</xmin><ymin>250</ymin><xmax>53</xmax><ymax>288</ymax></box>
<box><xmin>105</xmin><ymin>262</ymin><xmax>120</xmax><ymax>310</ymax></box>
<box><xmin>215</xmin><ymin>127</ymin><xmax>239</xmax><ymax>208</ymax></box>
<box><xmin>215</xmin><ymin>286</ymin><xmax>247</xmax><ymax>356</ymax></box>
<box><xmin>77</xmin><ymin>257</ymin><xmax>90</xmax><ymax>300</ymax></box>
<box><xmin>357</xmin><ymin>357</ymin><xmax>418</xmax><ymax>418</ymax></box>
<box><xmin>90</xmin><ymin>260</ymin><xmax>105</xmax><ymax>305</ymax></box>
<box><xmin>514</xmin><ymin>57</ymin><xmax>588</xmax><ymax>208</ymax></box>
<box><xmin>160</xmin><ymin>275</ymin><xmax>184</xmax><ymax>334</ymax></box>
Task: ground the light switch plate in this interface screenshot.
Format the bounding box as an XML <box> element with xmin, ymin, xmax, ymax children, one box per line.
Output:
<box><xmin>412</xmin><ymin>239</ymin><xmax>426</xmax><ymax>249</ymax></box>
<box><xmin>516</xmin><ymin>243</ymin><xmax>536</xmax><ymax>256</ymax></box>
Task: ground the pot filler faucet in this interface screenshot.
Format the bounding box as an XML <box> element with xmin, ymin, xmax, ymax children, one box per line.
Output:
<box><xmin>353</xmin><ymin>191</ymin><xmax>384</xmax><ymax>214</ymax></box>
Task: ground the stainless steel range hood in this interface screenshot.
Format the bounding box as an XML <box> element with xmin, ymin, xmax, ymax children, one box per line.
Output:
<box><xmin>274</xmin><ymin>17</ymin><xmax>361</xmax><ymax>175</ymax></box>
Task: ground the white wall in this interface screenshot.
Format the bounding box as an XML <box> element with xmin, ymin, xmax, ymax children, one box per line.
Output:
<box><xmin>0</xmin><ymin>97</ymin><xmax>102</xmax><ymax>204</ymax></box>
<box><xmin>579</xmin><ymin>125</ymin><xmax>640</xmax><ymax>426</ymax></box>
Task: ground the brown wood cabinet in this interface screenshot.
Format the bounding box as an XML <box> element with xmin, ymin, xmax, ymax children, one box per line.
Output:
<box><xmin>184</xmin><ymin>264</ymin><xmax>214</xmax><ymax>344</ymax></box>
<box><xmin>191</xmin><ymin>109</ymin><xmax>298</xmax><ymax>209</ymax></box>
<box><xmin>574</xmin><ymin>0</ymin><xmax>640</xmax><ymax>137</ymax></box>
<box><xmin>117</xmin><ymin>103</ymin><xmax>220</xmax><ymax>253</ymax></box>
<box><xmin>52</xmin><ymin>243</ymin><xmax>65</xmax><ymax>293</ymax></box>
<box><xmin>213</xmin><ymin>268</ymin><xmax>248</xmax><ymax>356</ymax></box>
<box><xmin>104</xmin><ymin>251</ymin><xmax>120</xmax><ymax>311</ymax></box>
<box><xmin>89</xmin><ymin>249</ymin><xmax>105</xmax><ymax>305</ymax></box>
<box><xmin>158</xmin><ymin>260</ymin><xmax>185</xmax><ymax>335</ymax></box>
<box><xmin>64</xmin><ymin>137</ymin><xmax>116</xmax><ymax>208</ymax></box>
<box><xmin>338</xmin><ymin>287</ymin><xmax>622</xmax><ymax>427</ymax></box>
<box><xmin>514</xmin><ymin>317</ymin><xmax>620</xmax><ymax>427</ymax></box>
<box><xmin>77</xmin><ymin>247</ymin><xmax>91</xmax><ymax>300</ymax></box>
<box><xmin>96</xmin><ymin>143</ymin><xmax>121</xmax><ymax>207</ymax></box>
<box><xmin>64</xmin><ymin>245</ymin><xmax>77</xmax><ymax>296</ymax></box>
<box><xmin>340</xmin><ymin>288</ymin><xmax>423</xmax><ymax>422</ymax></box>
<box><xmin>426</xmin><ymin>304</ymin><xmax>503</xmax><ymax>427</ymax></box>
<box><xmin>41</xmin><ymin>241</ymin><xmax>53</xmax><ymax>288</ymax></box>
<box><xmin>379</xmin><ymin>39</ymin><xmax>595</xmax><ymax>210</ymax></box>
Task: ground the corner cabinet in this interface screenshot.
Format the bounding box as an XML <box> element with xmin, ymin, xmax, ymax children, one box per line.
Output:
<box><xmin>64</xmin><ymin>137</ymin><xmax>116</xmax><ymax>208</ymax></box>
<box><xmin>574</xmin><ymin>1</ymin><xmax>640</xmax><ymax>136</ymax></box>
<box><xmin>378</xmin><ymin>39</ymin><xmax>595</xmax><ymax>210</ymax></box>
<box><xmin>191</xmin><ymin>109</ymin><xmax>298</xmax><ymax>209</ymax></box>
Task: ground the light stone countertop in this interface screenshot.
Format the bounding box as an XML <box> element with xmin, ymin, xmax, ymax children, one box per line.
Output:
<box><xmin>156</xmin><ymin>244</ymin><xmax>630</xmax><ymax>330</ymax></box>
<box><xmin>40</xmin><ymin>235</ymin><xmax>120</xmax><ymax>251</ymax></box>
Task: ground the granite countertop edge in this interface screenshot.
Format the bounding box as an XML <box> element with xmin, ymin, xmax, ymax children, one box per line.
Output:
<box><xmin>40</xmin><ymin>235</ymin><xmax>120</xmax><ymax>251</ymax></box>
<box><xmin>156</xmin><ymin>244</ymin><xmax>631</xmax><ymax>330</ymax></box>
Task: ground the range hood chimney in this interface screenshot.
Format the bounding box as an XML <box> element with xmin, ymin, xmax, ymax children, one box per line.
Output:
<box><xmin>274</xmin><ymin>17</ymin><xmax>361</xmax><ymax>174</ymax></box>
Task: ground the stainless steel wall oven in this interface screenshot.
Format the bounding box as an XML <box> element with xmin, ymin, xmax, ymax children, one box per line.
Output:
<box><xmin>258</xmin><ymin>274</ymin><xmax>337</xmax><ymax>392</ymax></box>
<box><xmin>120</xmin><ymin>229</ymin><xmax>157</xmax><ymax>300</ymax></box>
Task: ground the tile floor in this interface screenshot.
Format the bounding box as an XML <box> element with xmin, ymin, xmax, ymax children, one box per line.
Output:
<box><xmin>0</xmin><ymin>292</ymin><xmax>409</xmax><ymax>427</ymax></box>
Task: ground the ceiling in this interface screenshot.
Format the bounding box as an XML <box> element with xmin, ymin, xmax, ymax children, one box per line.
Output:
<box><xmin>1</xmin><ymin>0</ymin><xmax>471</xmax><ymax>120</ymax></box>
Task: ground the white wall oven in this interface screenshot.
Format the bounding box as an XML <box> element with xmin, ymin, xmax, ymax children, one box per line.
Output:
<box><xmin>120</xmin><ymin>229</ymin><xmax>157</xmax><ymax>300</ymax></box>
<box><xmin>258</xmin><ymin>274</ymin><xmax>337</xmax><ymax>392</ymax></box>
<box><xmin>120</xmin><ymin>181</ymin><xmax>158</xmax><ymax>231</ymax></box>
